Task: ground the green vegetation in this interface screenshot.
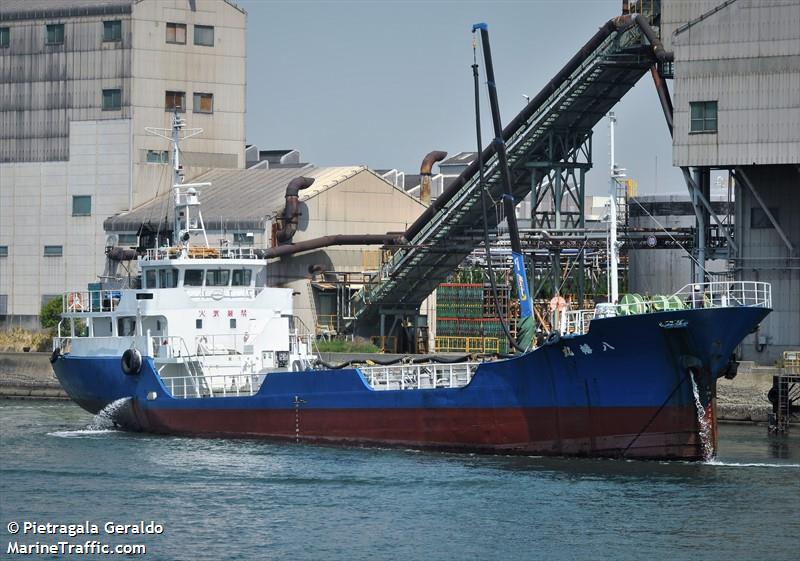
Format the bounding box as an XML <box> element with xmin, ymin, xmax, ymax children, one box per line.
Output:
<box><xmin>40</xmin><ymin>295</ymin><xmax>63</xmax><ymax>331</ymax></box>
<box><xmin>315</xmin><ymin>337</ymin><xmax>379</xmax><ymax>354</ymax></box>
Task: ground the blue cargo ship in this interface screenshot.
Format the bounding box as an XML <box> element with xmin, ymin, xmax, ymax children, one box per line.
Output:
<box><xmin>51</xmin><ymin>114</ymin><xmax>772</xmax><ymax>461</ymax></box>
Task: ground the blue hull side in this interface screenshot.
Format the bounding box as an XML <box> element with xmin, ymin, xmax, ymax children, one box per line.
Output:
<box><xmin>52</xmin><ymin>306</ymin><xmax>769</xmax><ymax>458</ymax></box>
<box><xmin>52</xmin><ymin>355</ymin><xmax>139</xmax><ymax>414</ymax></box>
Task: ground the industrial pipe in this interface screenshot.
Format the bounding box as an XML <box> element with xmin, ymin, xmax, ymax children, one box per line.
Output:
<box><xmin>276</xmin><ymin>176</ymin><xmax>315</xmax><ymax>244</ymax></box>
<box><xmin>631</xmin><ymin>14</ymin><xmax>674</xmax><ymax>63</ymax></box>
<box><xmin>419</xmin><ymin>150</ymin><xmax>447</xmax><ymax>204</ymax></box>
<box><xmin>106</xmin><ymin>247</ymin><xmax>138</xmax><ymax>261</ymax></box>
<box><xmin>403</xmin><ymin>14</ymin><xmax>671</xmax><ymax>243</ymax></box>
<box><xmin>264</xmin><ymin>234</ymin><xmax>404</xmax><ymax>259</ymax></box>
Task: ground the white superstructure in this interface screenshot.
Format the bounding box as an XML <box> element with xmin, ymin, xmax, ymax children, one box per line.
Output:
<box><xmin>53</xmin><ymin>113</ymin><xmax>314</xmax><ymax>395</ymax></box>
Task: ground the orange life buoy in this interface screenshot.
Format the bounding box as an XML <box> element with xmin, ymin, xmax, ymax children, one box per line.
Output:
<box><xmin>67</xmin><ymin>292</ymin><xmax>84</xmax><ymax>311</ymax></box>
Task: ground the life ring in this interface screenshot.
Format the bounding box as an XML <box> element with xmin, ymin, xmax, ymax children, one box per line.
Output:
<box><xmin>121</xmin><ymin>348</ymin><xmax>142</xmax><ymax>375</ymax></box>
<box><xmin>50</xmin><ymin>347</ymin><xmax>61</xmax><ymax>364</ymax></box>
<box><xmin>67</xmin><ymin>292</ymin><xmax>84</xmax><ymax>311</ymax></box>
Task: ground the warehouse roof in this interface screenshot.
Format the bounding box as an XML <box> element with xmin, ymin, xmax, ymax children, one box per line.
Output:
<box><xmin>104</xmin><ymin>166</ymin><xmax>386</xmax><ymax>232</ymax></box>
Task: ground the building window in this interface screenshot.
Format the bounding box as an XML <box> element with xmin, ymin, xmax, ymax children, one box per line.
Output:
<box><xmin>43</xmin><ymin>245</ymin><xmax>63</xmax><ymax>257</ymax></box>
<box><xmin>102</xmin><ymin>88</ymin><xmax>121</xmax><ymax>110</ymax></box>
<box><xmin>103</xmin><ymin>20</ymin><xmax>122</xmax><ymax>42</ymax></box>
<box><xmin>165</xmin><ymin>91</ymin><xmax>186</xmax><ymax>112</ymax></box>
<box><xmin>233</xmin><ymin>233</ymin><xmax>253</xmax><ymax>245</ymax></box>
<box><xmin>146</xmin><ymin>149</ymin><xmax>169</xmax><ymax>163</ymax></box>
<box><xmin>690</xmin><ymin>101</ymin><xmax>717</xmax><ymax>133</ymax></box>
<box><xmin>193</xmin><ymin>92</ymin><xmax>213</xmax><ymax>114</ymax></box>
<box><xmin>0</xmin><ymin>295</ymin><xmax>7</xmax><ymax>316</ymax></box>
<box><xmin>194</xmin><ymin>25</ymin><xmax>214</xmax><ymax>46</ymax></box>
<box><xmin>118</xmin><ymin>234</ymin><xmax>139</xmax><ymax>246</ymax></box>
<box><xmin>166</xmin><ymin>22</ymin><xmax>186</xmax><ymax>44</ymax></box>
<box><xmin>46</xmin><ymin>24</ymin><xmax>65</xmax><ymax>45</ymax></box>
<box><xmin>72</xmin><ymin>196</ymin><xmax>92</xmax><ymax>216</ymax></box>
<box><xmin>0</xmin><ymin>246</ymin><xmax>8</xmax><ymax>257</ymax></box>
<box><xmin>0</xmin><ymin>27</ymin><xmax>9</xmax><ymax>48</ymax></box>
<box><xmin>751</xmin><ymin>207</ymin><xmax>779</xmax><ymax>229</ymax></box>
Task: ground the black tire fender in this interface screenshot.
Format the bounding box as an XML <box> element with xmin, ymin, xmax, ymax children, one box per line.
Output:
<box><xmin>545</xmin><ymin>331</ymin><xmax>561</xmax><ymax>346</ymax></box>
<box><xmin>121</xmin><ymin>348</ymin><xmax>142</xmax><ymax>375</ymax></box>
<box><xmin>49</xmin><ymin>347</ymin><xmax>61</xmax><ymax>364</ymax></box>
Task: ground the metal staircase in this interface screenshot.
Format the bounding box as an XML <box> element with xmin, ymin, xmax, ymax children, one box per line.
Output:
<box><xmin>352</xmin><ymin>17</ymin><xmax>662</xmax><ymax>336</ymax></box>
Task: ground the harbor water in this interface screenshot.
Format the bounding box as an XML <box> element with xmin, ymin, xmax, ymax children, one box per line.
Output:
<box><xmin>1</xmin><ymin>400</ymin><xmax>798</xmax><ymax>561</ymax></box>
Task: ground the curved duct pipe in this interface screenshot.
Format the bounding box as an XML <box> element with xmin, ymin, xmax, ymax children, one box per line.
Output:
<box><xmin>403</xmin><ymin>14</ymin><xmax>672</xmax><ymax>242</ymax></box>
<box><xmin>631</xmin><ymin>13</ymin><xmax>674</xmax><ymax>63</ymax></box>
<box><xmin>276</xmin><ymin>176</ymin><xmax>315</xmax><ymax>244</ymax></box>
<box><xmin>263</xmin><ymin>234</ymin><xmax>404</xmax><ymax>259</ymax></box>
<box><xmin>419</xmin><ymin>150</ymin><xmax>447</xmax><ymax>204</ymax></box>
<box><xmin>106</xmin><ymin>247</ymin><xmax>139</xmax><ymax>261</ymax></box>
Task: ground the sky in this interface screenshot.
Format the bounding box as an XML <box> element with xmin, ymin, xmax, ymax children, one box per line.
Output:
<box><xmin>238</xmin><ymin>0</ymin><xmax>684</xmax><ymax>196</ymax></box>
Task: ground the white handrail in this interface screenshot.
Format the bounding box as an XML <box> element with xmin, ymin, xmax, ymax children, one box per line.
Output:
<box><xmin>562</xmin><ymin>281</ymin><xmax>771</xmax><ymax>336</ymax></box>
<box><xmin>358</xmin><ymin>361</ymin><xmax>481</xmax><ymax>391</ymax></box>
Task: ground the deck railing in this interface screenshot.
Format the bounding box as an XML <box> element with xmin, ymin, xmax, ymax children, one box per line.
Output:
<box><xmin>61</xmin><ymin>290</ymin><xmax>120</xmax><ymax>313</ymax></box>
<box><xmin>162</xmin><ymin>372</ymin><xmax>262</xmax><ymax>399</ymax></box>
<box><xmin>563</xmin><ymin>281</ymin><xmax>771</xmax><ymax>336</ymax></box>
<box><xmin>358</xmin><ymin>361</ymin><xmax>480</xmax><ymax>391</ymax></box>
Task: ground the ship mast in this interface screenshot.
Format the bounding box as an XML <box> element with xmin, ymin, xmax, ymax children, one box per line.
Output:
<box><xmin>146</xmin><ymin>112</ymin><xmax>208</xmax><ymax>251</ymax></box>
<box><xmin>608</xmin><ymin>111</ymin><xmax>619</xmax><ymax>305</ymax></box>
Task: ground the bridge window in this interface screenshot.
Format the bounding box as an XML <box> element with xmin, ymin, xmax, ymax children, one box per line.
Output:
<box><xmin>145</xmin><ymin>269</ymin><xmax>156</xmax><ymax>288</ymax></box>
<box><xmin>229</xmin><ymin>318</ymin><xmax>237</xmax><ymax>329</ymax></box>
<box><xmin>184</xmin><ymin>269</ymin><xmax>204</xmax><ymax>286</ymax></box>
<box><xmin>159</xmin><ymin>268</ymin><xmax>178</xmax><ymax>288</ymax></box>
<box><xmin>690</xmin><ymin>101</ymin><xmax>717</xmax><ymax>133</ymax></box>
<box><xmin>206</xmin><ymin>269</ymin><xmax>230</xmax><ymax>287</ymax></box>
<box><xmin>231</xmin><ymin>269</ymin><xmax>252</xmax><ymax>287</ymax></box>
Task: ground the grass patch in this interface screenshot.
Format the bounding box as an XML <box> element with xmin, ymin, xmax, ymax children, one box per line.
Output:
<box><xmin>0</xmin><ymin>328</ymin><xmax>52</xmax><ymax>352</ymax></box>
<box><xmin>315</xmin><ymin>337</ymin><xmax>379</xmax><ymax>354</ymax></box>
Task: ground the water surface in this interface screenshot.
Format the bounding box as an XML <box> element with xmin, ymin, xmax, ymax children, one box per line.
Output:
<box><xmin>1</xmin><ymin>400</ymin><xmax>798</xmax><ymax>560</ymax></box>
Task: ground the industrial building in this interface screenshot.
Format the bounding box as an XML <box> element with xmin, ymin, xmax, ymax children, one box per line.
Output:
<box><xmin>627</xmin><ymin>191</ymin><xmax>732</xmax><ymax>296</ymax></box>
<box><xmin>662</xmin><ymin>0</ymin><xmax>799</xmax><ymax>364</ymax></box>
<box><xmin>0</xmin><ymin>0</ymin><xmax>246</xmax><ymax>327</ymax></box>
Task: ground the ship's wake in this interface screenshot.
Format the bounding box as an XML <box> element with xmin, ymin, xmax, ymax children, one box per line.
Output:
<box><xmin>48</xmin><ymin>397</ymin><xmax>137</xmax><ymax>438</ymax></box>
<box><xmin>705</xmin><ymin>460</ymin><xmax>800</xmax><ymax>469</ymax></box>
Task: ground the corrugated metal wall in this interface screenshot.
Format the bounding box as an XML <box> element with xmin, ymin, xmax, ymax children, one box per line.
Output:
<box><xmin>734</xmin><ymin>165</ymin><xmax>800</xmax><ymax>364</ymax></box>
<box><xmin>0</xmin><ymin>14</ymin><xmax>132</xmax><ymax>162</ymax></box>
<box><xmin>666</xmin><ymin>0</ymin><xmax>800</xmax><ymax>167</ymax></box>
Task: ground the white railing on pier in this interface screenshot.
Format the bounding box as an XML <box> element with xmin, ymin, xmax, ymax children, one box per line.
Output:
<box><xmin>358</xmin><ymin>361</ymin><xmax>481</xmax><ymax>391</ymax></box>
<box><xmin>162</xmin><ymin>372</ymin><xmax>262</xmax><ymax>399</ymax></box>
<box><xmin>562</xmin><ymin>281</ymin><xmax>772</xmax><ymax>336</ymax></box>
